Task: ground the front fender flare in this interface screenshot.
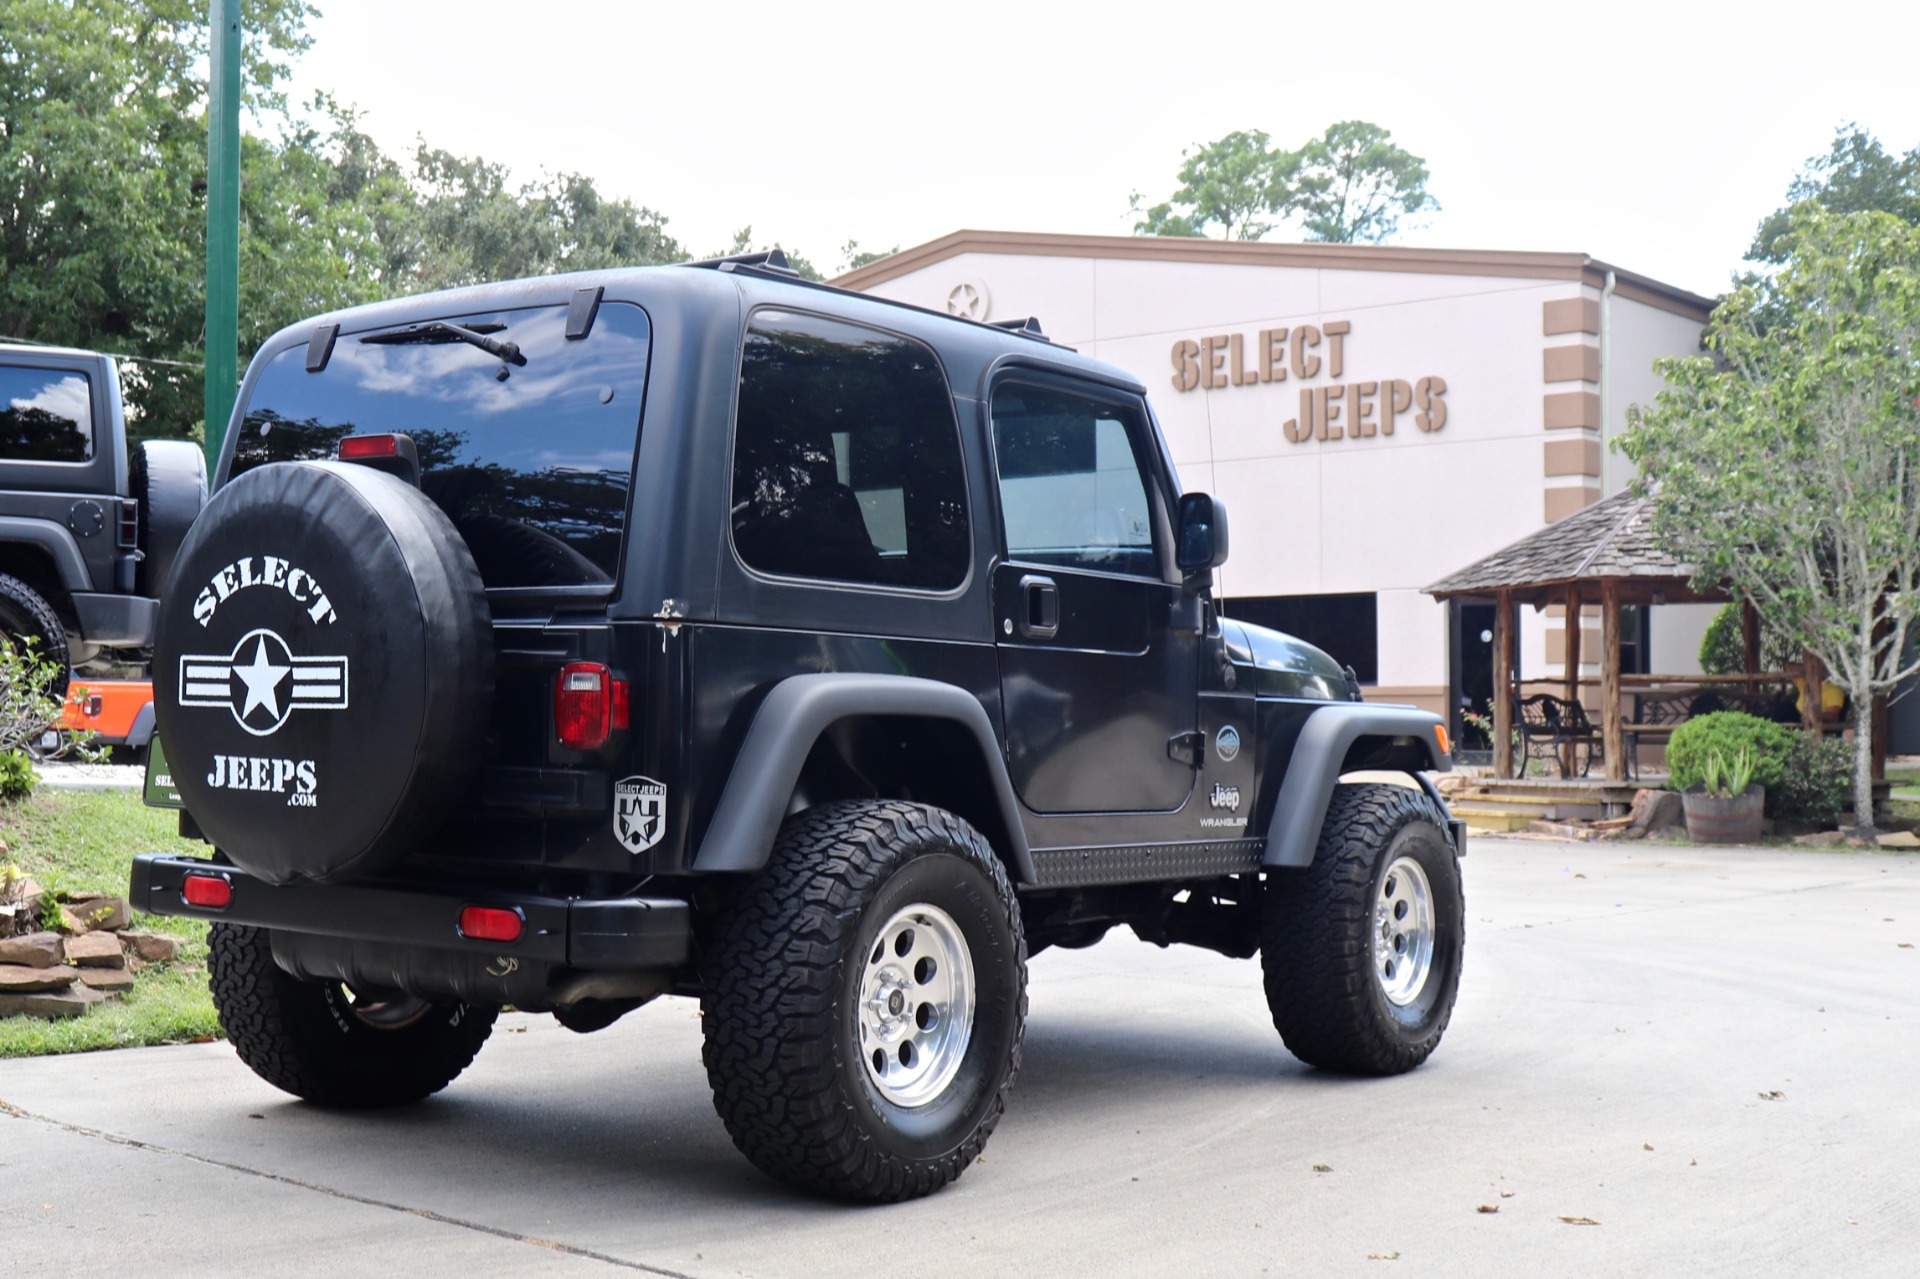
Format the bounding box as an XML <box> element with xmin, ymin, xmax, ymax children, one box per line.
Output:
<box><xmin>690</xmin><ymin>673</ymin><xmax>1033</xmax><ymax>881</ymax></box>
<box><xmin>1263</xmin><ymin>703</ymin><xmax>1452</xmax><ymax>869</ymax></box>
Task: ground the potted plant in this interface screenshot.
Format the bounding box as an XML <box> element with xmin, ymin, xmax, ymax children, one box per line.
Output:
<box><xmin>1681</xmin><ymin>746</ymin><xmax>1766</xmax><ymax>844</ymax></box>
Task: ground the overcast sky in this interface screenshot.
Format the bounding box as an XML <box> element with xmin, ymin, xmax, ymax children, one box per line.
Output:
<box><xmin>284</xmin><ymin>0</ymin><xmax>1919</xmax><ymax>298</ymax></box>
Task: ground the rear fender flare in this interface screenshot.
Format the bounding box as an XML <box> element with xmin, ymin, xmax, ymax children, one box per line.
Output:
<box><xmin>691</xmin><ymin>673</ymin><xmax>1033</xmax><ymax>881</ymax></box>
<box><xmin>0</xmin><ymin>517</ymin><xmax>91</xmax><ymax>594</ymax></box>
<box><xmin>1263</xmin><ymin>704</ymin><xmax>1453</xmax><ymax>869</ymax></box>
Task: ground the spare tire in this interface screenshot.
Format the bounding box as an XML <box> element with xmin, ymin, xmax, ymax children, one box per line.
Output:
<box><xmin>153</xmin><ymin>462</ymin><xmax>492</xmax><ymax>885</ymax></box>
<box><xmin>131</xmin><ymin>439</ymin><xmax>209</xmax><ymax>597</ymax></box>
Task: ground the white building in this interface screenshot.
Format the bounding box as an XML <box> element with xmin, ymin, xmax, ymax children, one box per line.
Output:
<box><xmin>840</xmin><ymin>231</ymin><xmax>1720</xmax><ymax>730</ymax></box>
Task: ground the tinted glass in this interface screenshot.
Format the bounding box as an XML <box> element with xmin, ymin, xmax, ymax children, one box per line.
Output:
<box><xmin>991</xmin><ymin>383</ymin><xmax>1157</xmax><ymax>577</ymax></box>
<box><xmin>0</xmin><ymin>365</ymin><xmax>94</xmax><ymax>462</ymax></box>
<box><xmin>731</xmin><ymin>311</ymin><xmax>969</xmax><ymax>591</ymax></box>
<box><xmin>231</xmin><ymin>303</ymin><xmax>649</xmax><ymax>588</ymax></box>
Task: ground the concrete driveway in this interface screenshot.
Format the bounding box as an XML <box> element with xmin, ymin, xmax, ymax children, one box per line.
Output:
<box><xmin>3</xmin><ymin>838</ymin><xmax>1916</xmax><ymax>1277</ymax></box>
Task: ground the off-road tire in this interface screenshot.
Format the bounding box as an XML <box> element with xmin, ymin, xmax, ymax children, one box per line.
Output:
<box><xmin>208</xmin><ymin>923</ymin><xmax>496</xmax><ymax>1108</ymax></box>
<box><xmin>0</xmin><ymin>572</ymin><xmax>70</xmax><ymax>697</ymax></box>
<box><xmin>701</xmin><ymin>800</ymin><xmax>1027</xmax><ymax>1202</ymax></box>
<box><xmin>1260</xmin><ymin>782</ymin><xmax>1463</xmax><ymax>1075</ymax></box>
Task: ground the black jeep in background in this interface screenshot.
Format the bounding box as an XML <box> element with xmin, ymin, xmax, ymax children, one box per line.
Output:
<box><xmin>132</xmin><ymin>253</ymin><xmax>1464</xmax><ymax>1202</ymax></box>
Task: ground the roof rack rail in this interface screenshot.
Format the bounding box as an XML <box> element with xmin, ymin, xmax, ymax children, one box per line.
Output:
<box><xmin>681</xmin><ymin>248</ymin><xmax>801</xmax><ymax>278</ymax></box>
<box><xmin>987</xmin><ymin>316</ymin><xmax>1050</xmax><ymax>343</ymax></box>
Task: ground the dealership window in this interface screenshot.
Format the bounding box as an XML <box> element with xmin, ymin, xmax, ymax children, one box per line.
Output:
<box><xmin>991</xmin><ymin>382</ymin><xmax>1158</xmax><ymax>578</ymax></box>
<box><xmin>731</xmin><ymin>311</ymin><xmax>970</xmax><ymax>591</ymax></box>
<box><xmin>1222</xmin><ymin>592</ymin><xmax>1378</xmax><ymax>684</ymax></box>
<box><xmin>0</xmin><ymin>365</ymin><xmax>94</xmax><ymax>462</ymax></box>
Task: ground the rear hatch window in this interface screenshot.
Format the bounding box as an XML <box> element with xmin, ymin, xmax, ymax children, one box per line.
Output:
<box><xmin>230</xmin><ymin>301</ymin><xmax>649</xmax><ymax>590</ymax></box>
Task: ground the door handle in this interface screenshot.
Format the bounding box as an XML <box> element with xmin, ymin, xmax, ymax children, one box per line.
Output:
<box><xmin>1018</xmin><ymin>574</ymin><xmax>1059</xmax><ymax>638</ymax></box>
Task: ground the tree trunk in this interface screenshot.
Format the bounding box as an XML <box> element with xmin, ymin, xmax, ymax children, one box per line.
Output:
<box><xmin>1852</xmin><ymin>690</ymin><xmax>1877</xmax><ymax>839</ymax></box>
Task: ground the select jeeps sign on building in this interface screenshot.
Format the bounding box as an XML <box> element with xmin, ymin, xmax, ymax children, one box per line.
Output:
<box><xmin>840</xmin><ymin>232</ymin><xmax>1715</xmax><ymax>722</ymax></box>
<box><xmin>1169</xmin><ymin>318</ymin><xmax>1448</xmax><ymax>442</ymax></box>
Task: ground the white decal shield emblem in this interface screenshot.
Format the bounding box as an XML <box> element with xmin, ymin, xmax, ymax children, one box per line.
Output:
<box><xmin>614</xmin><ymin>775</ymin><xmax>667</xmax><ymax>854</ymax></box>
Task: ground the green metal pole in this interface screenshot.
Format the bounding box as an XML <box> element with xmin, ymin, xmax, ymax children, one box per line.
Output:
<box><xmin>204</xmin><ymin>0</ymin><xmax>241</xmax><ymax>469</ymax></box>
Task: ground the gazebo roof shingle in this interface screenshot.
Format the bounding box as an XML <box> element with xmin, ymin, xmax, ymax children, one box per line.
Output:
<box><xmin>1424</xmin><ymin>489</ymin><xmax>1702</xmax><ymax>598</ymax></box>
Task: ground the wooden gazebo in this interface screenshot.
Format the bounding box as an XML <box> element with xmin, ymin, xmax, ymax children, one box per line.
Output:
<box><xmin>1424</xmin><ymin>490</ymin><xmax>1842</xmax><ymax>781</ymax></box>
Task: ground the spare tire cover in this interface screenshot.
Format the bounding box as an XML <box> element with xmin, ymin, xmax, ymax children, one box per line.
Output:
<box><xmin>131</xmin><ymin>439</ymin><xmax>209</xmax><ymax>597</ymax></box>
<box><xmin>154</xmin><ymin>462</ymin><xmax>493</xmax><ymax>885</ymax></box>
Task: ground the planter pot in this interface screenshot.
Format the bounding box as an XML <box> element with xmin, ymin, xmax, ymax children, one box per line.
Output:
<box><xmin>1681</xmin><ymin>784</ymin><xmax>1766</xmax><ymax>844</ymax></box>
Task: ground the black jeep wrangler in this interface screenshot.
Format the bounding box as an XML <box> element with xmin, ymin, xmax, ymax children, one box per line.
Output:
<box><xmin>133</xmin><ymin>253</ymin><xmax>1464</xmax><ymax>1202</ymax></box>
<box><xmin>0</xmin><ymin>343</ymin><xmax>206</xmax><ymax>689</ymax></box>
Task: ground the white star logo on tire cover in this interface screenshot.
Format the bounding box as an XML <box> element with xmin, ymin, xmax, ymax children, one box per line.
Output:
<box><xmin>179</xmin><ymin>627</ymin><xmax>350</xmax><ymax>736</ymax></box>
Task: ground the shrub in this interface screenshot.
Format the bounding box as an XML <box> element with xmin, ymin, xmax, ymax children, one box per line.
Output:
<box><xmin>1698</xmin><ymin>602</ymin><xmax>1801</xmax><ymax>677</ymax></box>
<box><xmin>0</xmin><ymin>635</ymin><xmax>96</xmax><ymax>800</ymax></box>
<box><xmin>0</xmin><ymin>750</ymin><xmax>33</xmax><ymax>802</ymax></box>
<box><xmin>1666</xmin><ymin>711</ymin><xmax>1795</xmax><ymax>792</ymax></box>
<box><xmin>1771</xmin><ymin>733</ymin><xmax>1853</xmax><ymax>826</ymax></box>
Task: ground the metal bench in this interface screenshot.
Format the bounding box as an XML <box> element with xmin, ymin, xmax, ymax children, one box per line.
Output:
<box><xmin>1515</xmin><ymin>693</ymin><xmax>1604</xmax><ymax>778</ymax></box>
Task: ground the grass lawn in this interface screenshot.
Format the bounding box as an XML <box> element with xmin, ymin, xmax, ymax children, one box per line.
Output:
<box><xmin>0</xmin><ymin>787</ymin><xmax>221</xmax><ymax>1057</ymax></box>
<box><xmin>1887</xmin><ymin>763</ymin><xmax>1920</xmax><ymax>802</ymax></box>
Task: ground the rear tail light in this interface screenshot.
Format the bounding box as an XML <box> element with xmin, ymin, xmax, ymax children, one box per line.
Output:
<box><xmin>555</xmin><ymin>662</ymin><xmax>629</xmax><ymax>750</ymax></box>
<box><xmin>182</xmin><ymin>873</ymin><xmax>233</xmax><ymax>909</ymax></box>
<box><xmin>458</xmin><ymin>905</ymin><xmax>523</xmax><ymax>943</ymax></box>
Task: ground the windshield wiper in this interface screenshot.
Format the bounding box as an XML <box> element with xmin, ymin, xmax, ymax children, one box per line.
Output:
<box><xmin>360</xmin><ymin>321</ymin><xmax>527</xmax><ymax>366</ymax></box>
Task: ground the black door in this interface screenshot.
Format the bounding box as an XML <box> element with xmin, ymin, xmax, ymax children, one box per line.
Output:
<box><xmin>988</xmin><ymin>376</ymin><xmax>1197</xmax><ymax>815</ymax></box>
<box><xmin>1452</xmin><ymin>601</ymin><xmax>1495</xmax><ymax>749</ymax></box>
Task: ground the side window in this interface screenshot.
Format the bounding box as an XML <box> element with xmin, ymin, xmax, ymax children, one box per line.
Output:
<box><xmin>991</xmin><ymin>382</ymin><xmax>1158</xmax><ymax>577</ymax></box>
<box><xmin>0</xmin><ymin>365</ymin><xmax>94</xmax><ymax>462</ymax></box>
<box><xmin>731</xmin><ymin>311</ymin><xmax>970</xmax><ymax>591</ymax></box>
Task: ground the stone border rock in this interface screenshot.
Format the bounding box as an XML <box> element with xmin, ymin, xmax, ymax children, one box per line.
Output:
<box><xmin>0</xmin><ymin>885</ymin><xmax>180</xmax><ymax>1021</ymax></box>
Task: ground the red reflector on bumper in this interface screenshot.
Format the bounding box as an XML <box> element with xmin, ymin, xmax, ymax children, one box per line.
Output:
<box><xmin>458</xmin><ymin>905</ymin><xmax>523</xmax><ymax>943</ymax></box>
<box><xmin>182</xmin><ymin>874</ymin><xmax>232</xmax><ymax>909</ymax></box>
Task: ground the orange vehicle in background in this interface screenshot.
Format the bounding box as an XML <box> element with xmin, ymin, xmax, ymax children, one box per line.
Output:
<box><xmin>56</xmin><ymin>679</ymin><xmax>156</xmax><ymax>754</ymax></box>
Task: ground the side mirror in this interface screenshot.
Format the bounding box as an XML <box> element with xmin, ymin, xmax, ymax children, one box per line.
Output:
<box><xmin>1176</xmin><ymin>492</ymin><xmax>1230</xmax><ymax>573</ymax></box>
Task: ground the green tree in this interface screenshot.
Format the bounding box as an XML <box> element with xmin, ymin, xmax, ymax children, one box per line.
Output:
<box><xmin>839</xmin><ymin>239</ymin><xmax>897</xmax><ymax>274</ymax></box>
<box><xmin>4</xmin><ymin>6</ymin><xmax>690</xmax><ymax>439</ymax></box>
<box><xmin>1130</xmin><ymin>122</ymin><xmax>1434</xmax><ymax>244</ymax></box>
<box><xmin>404</xmin><ymin>146</ymin><xmax>683</xmax><ymax>291</ymax></box>
<box><xmin>1620</xmin><ymin>206</ymin><xmax>1920</xmax><ymax>836</ymax></box>
<box><xmin>704</xmin><ymin>226</ymin><xmax>821</xmax><ymax>281</ymax></box>
<box><xmin>0</xmin><ymin>0</ymin><xmax>317</xmax><ymax>439</ymax></box>
<box><xmin>1130</xmin><ymin>129</ymin><xmax>1297</xmax><ymax>240</ymax></box>
<box><xmin>1697</xmin><ymin>601</ymin><xmax>1800</xmax><ymax>676</ymax></box>
<box><xmin>1292</xmin><ymin>120</ymin><xmax>1439</xmax><ymax>244</ymax></box>
<box><xmin>1750</xmin><ymin>125</ymin><xmax>1920</xmax><ymax>264</ymax></box>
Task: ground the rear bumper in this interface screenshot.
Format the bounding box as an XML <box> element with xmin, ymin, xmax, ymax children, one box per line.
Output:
<box><xmin>72</xmin><ymin>592</ymin><xmax>157</xmax><ymax>647</ymax></box>
<box><xmin>129</xmin><ymin>853</ymin><xmax>690</xmax><ymax>970</ymax></box>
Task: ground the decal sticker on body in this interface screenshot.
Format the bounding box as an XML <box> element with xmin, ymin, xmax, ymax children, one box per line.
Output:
<box><xmin>614</xmin><ymin>775</ymin><xmax>668</xmax><ymax>854</ymax></box>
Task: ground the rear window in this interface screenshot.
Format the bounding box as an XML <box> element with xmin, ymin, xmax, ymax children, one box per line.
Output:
<box><xmin>230</xmin><ymin>302</ymin><xmax>649</xmax><ymax>589</ymax></box>
<box><xmin>0</xmin><ymin>364</ymin><xmax>94</xmax><ymax>462</ymax></box>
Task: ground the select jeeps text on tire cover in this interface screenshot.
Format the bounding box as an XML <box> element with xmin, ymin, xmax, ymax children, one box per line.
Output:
<box><xmin>133</xmin><ymin>252</ymin><xmax>1467</xmax><ymax>1203</ymax></box>
<box><xmin>0</xmin><ymin>344</ymin><xmax>207</xmax><ymax>691</ymax></box>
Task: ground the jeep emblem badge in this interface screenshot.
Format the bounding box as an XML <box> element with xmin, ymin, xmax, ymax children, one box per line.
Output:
<box><xmin>614</xmin><ymin>775</ymin><xmax>668</xmax><ymax>854</ymax></box>
<box><xmin>1215</xmin><ymin>724</ymin><xmax>1241</xmax><ymax>763</ymax></box>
